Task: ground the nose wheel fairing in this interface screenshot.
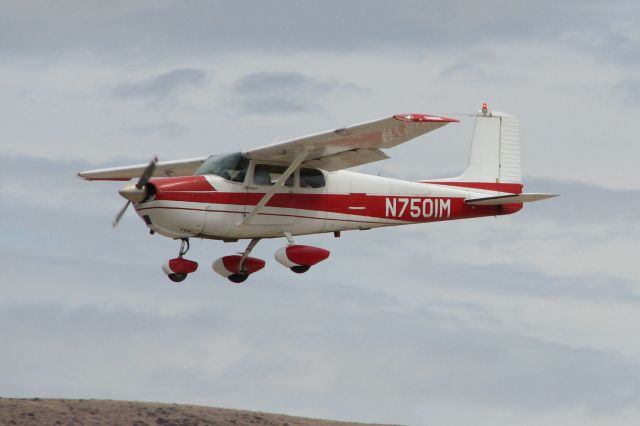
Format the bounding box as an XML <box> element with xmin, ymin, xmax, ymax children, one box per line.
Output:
<box><xmin>162</xmin><ymin>239</ymin><xmax>199</xmax><ymax>283</ymax></box>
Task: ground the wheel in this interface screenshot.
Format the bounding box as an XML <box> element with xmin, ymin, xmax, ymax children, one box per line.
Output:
<box><xmin>228</xmin><ymin>273</ymin><xmax>249</xmax><ymax>283</ymax></box>
<box><xmin>168</xmin><ymin>273</ymin><xmax>187</xmax><ymax>283</ymax></box>
<box><xmin>290</xmin><ymin>265</ymin><xmax>311</xmax><ymax>274</ymax></box>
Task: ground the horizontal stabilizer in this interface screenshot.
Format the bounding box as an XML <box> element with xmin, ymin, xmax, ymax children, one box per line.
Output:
<box><xmin>465</xmin><ymin>193</ymin><xmax>558</xmax><ymax>205</ymax></box>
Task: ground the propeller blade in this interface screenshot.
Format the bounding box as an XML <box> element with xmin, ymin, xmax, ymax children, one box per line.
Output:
<box><xmin>113</xmin><ymin>200</ymin><xmax>131</xmax><ymax>228</ymax></box>
<box><xmin>114</xmin><ymin>156</ymin><xmax>157</xmax><ymax>228</ymax></box>
<box><xmin>135</xmin><ymin>156</ymin><xmax>158</xmax><ymax>189</ymax></box>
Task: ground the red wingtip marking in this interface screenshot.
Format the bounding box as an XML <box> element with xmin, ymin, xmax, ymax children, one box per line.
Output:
<box><xmin>393</xmin><ymin>113</ymin><xmax>459</xmax><ymax>123</ymax></box>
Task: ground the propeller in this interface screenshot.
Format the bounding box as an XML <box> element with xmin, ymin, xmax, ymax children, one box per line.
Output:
<box><xmin>113</xmin><ymin>156</ymin><xmax>158</xmax><ymax>227</ymax></box>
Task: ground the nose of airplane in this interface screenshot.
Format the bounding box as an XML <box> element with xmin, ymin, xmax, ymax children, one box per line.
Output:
<box><xmin>118</xmin><ymin>183</ymin><xmax>148</xmax><ymax>203</ymax></box>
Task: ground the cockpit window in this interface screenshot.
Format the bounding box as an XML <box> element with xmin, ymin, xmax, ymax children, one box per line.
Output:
<box><xmin>195</xmin><ymin>153</ymin><xmax>249</xmax><ymax>183</ymax></box>
<box><xmin>253</xmin><ymin>164</ymin><xmax>294</xmax><ymax>186</ymax></box>
<box><xmin>299</xmin><ymin>168</ymin><xmax>325</xmax><ymax>188</ymax></box>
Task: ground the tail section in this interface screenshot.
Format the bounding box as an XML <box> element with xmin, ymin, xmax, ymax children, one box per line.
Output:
<box><xmin>427</xmin><ymin>104</ymin><xmax>522</xmax><ymax>193</ymax></box>
<box><xmin>456</xmin><ymin>104</ymin><xmax>521</xmax><ymax>185</ymax></box>
<box><xmin>426</xmin><ymin>104</ymin><xmax>557</xmax><ymax>204</ymax></box>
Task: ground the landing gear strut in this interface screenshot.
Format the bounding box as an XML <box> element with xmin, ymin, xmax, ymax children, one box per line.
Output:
<box><xmin>169</xmin><ymin>239</ymin><xmax>190</xmax><ymax>282</ymax></box>
<box><xmin>227</xmin><ymin>238</ymin><xmax>260</xmax><ymax>283</ymax></box>
<box><xmin>162</xmin><ymin>238</ymin><xmax>198</xmax><ymax>283</ymax></box>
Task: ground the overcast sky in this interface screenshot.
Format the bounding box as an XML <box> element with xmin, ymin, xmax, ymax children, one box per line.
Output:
<box><xmin>1</xmin><ymin>1</ymin><xmax>639</xmax><ymax>425</ymax></box>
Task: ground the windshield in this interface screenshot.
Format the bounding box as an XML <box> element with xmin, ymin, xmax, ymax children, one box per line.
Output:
<box><xmin>195</xmin><ymin>152</ymin><xmax>249</xmax><ymax>183</ymax></box>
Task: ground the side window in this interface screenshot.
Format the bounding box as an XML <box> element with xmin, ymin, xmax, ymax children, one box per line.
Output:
<box><xmin>299</xmin><ymin>168</ymin><xmax>325</xmax><ymax>188</ymax></box>
<box><xmin>253</xmin><ymin>164</ymin><xmax>294</xmax><ymax>186</ymax></box>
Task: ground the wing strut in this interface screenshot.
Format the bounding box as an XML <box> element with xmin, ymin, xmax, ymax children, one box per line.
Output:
<box><xmin>240</xmin><ymin>147</ymin><xmax>312</xmax><ymax>226</ymax></box>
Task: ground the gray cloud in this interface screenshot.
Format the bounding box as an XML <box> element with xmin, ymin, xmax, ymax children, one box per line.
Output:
<box><xmin>3</xmin><ymin>0</ymin><xmax>635</xmax><ymax>68</ymax></box>
<box><xmin>229</xmin><ymin>71</ymin><xmax>364</xmax><ymax>114</ymax></box>
<box><xmin>613</xmin><ymin>78</ymin><xmax>640</xmax><ymax>107</ymax></box>
<box><xmin>523</xmin><ymin>178</ymin><xmax>639</xmax><ymax>225</ymax></box>
<box><xmin>2</xmin><ymin>154</ymin><xmax>640</xmax><ymax>425</ymax></box>
<box><xmin>113</xmin><ymin>68</ymin><xmax>207</xmax><ymax>99</ymax></box>
<box><xmin>428</xmin><ymin>261</ymin><xmax>640</xmax><ymax>304</ymax></box>
<box><xmin>1</xmin><ymin>276</ymin><xmax>639</xmax><ymax>422</ymax></box>
<box><xmin>3</xmin><ymin>1</ymin><xmax>640</xmax><ymax>417</ymax></box>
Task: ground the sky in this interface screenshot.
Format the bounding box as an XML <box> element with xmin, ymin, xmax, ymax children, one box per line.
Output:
<box><xmin>1</xmin><ymin>1</ymin><xmax>639</xmax><ymax>425</ymax></box>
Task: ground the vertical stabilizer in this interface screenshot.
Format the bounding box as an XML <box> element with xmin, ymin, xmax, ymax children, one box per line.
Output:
<box><xmin>457</xmin><ymin>105</ymin><xmax>521</xmax><ymax>184</ymax></box>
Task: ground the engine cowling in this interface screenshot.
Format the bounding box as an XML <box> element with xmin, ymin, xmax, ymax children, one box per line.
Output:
<box><xmin>162</xmin><ymin>257</ymin><xmax>199</xmax><ymax>275</ymax></box>
<box><xmin>212</xmin><ymin>255</ymin><xmax>266</xmax><ymax>278</ymax></box>
<box><xmin>274</xmin><ymin>245</ymin><xmax>330</xmax><ymax>270</ymax></box>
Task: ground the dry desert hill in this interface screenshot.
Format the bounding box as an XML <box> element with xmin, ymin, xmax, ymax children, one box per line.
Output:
<box><xmin>0</xmin><ymin>398</ymin><xmax>397</xmax><ymax>426</ymax></box>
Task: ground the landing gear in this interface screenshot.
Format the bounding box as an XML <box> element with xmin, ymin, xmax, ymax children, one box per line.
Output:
<box><xmin>162</xmin><ymin>238</ymin><xmax>198</xmax><ymax>283</ymax></box>
<box><xmin>212</xmin><ymin>238</ymin><xmax>266</xmax><ymax>284</ymax></box>
<box><xmin>168</xmin><ymin>273</ymin><xmax>187</xmax><ymax>282</ymax></box>
<box><xmin>275</xmin><ymin>233</ymin><xmax>330</xmax><ymax>274</ymax></box>
<box><xmin>227</xmin><ymin>273</ymin><xmax>249</xmax><ymax>283</ymax></box>
<box><xmin>290</xmin><ymin>265</ymin><xmax>311</xmax><ymax>274</ymax></box>
<box><xmin>179</xmin><ymin>238</ymin><xmax>189</xmax><ymax>257</ymax></box>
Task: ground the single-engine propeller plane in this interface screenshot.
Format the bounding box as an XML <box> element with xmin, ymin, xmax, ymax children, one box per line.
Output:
<box><xmin>79</xmin><ymin>104</ymin><xmax>556</xmax><ymax>283</ymax></box>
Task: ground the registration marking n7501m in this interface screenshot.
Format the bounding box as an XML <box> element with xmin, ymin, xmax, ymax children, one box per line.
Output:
<box><xmin>385</xmin><ymin>197</ymin><xmax>451</xmax><ymax>219</ymax></box>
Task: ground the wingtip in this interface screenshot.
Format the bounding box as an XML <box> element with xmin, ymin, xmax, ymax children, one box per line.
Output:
<box><xmin>393</xmin><ymin>113</ymin><xmax>459</xmax><ymax>123</ymax></box>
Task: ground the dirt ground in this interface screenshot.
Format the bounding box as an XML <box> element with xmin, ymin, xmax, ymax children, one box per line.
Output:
<box><xmin>0</xmin><ymin>398</ymin><xmax>396</xmax><ymax>426</ymax></box>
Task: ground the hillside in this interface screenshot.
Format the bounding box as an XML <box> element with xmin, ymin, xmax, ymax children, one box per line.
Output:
<box><xmin>0</xmin><ymin>398</ymin><xmax>395</xmax><ymax>426</ymax></box>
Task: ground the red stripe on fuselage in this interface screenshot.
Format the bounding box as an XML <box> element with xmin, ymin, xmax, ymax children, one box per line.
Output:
<box><xmin>150</xmin><ymin>176</ymin><xmax>216</xmax><ymax>191</ymax></box>
<box><xmin>149</xmin><ymin>189</ymin><xmax>511</xmax><ymax>222</ymax></box>
<box><xmin>136</xmin><ymin>205</ymin><xmax>390</xmax><ymax>225</ymax></box>
<box><xmin>420</xmin><ymin>181</ymin><xmax>523</xmax><ymax>194</ymax></box>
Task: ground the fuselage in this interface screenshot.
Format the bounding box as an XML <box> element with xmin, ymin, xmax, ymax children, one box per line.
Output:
<box><xmin>76</xmin><ymin>108</ymin><xmax>550</xmax><ymax>282</ymax></box>
<box><xmin>133</xmin><ymin>164</ymin><xmax>523</xmax><ymax>241</ymax></box>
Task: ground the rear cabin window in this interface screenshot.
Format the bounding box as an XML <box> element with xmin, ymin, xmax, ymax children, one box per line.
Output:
<box><xmin>299</xmin><ymin>168</ymin><xmax>325</xmax><ymax>188</ymax></box>
<box><xmin>253</xmin><ymin>164</ymin><xmax>294</xmax><ymax>186</ymax></box>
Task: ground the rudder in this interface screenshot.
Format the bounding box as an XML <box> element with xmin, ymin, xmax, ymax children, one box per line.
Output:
<box><xmin>458</xmin><ymin>104</ymin><xmax>521</xmax><ymax>185</ymax></box>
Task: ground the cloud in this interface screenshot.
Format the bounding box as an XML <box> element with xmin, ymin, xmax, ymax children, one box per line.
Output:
<box><xmin>1</xmin><ymin>280</ymin><xmax>639</xmax><ymax>423</ymax></box>
<box><xmin>229</xmin><ymin>71</ymin><xmax>364</xmax><ymax>114</ymax></box>
<box><xmin>2</xmin><ymin>155</ymin><xmax>640</xmax><ymax>424</ymax></box>
<box><xmin>112</xmin><ymin>68</ymin><xmax>207</xmax><ymax>100</ymax></box>
<box><xmin>613</xmin><ymin>78</ymin><xmax>640</xmax><ymax>107</ymax></box>
<box><xmin>0</xmin><ymin>1</ymin><xmax>628</xmax><ymax>61</ymax></box>
<box><xmin>2</xmin><ymin>2</ymin><xmax>640</xmax><ymax>423</ymax></box>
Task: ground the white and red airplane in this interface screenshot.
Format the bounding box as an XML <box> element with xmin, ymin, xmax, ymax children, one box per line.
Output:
<box><xmin>79</xmin><ymin>104</ymin><xmax>555</xmax><ymax>283</ymax></box>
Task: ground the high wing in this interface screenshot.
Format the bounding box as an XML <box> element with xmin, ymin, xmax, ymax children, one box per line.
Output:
<box><xmin>244</xmin><ymin>113</ymin><xmax>458</xmax><ymax>171</ymax></box>
<box><xmin>78</xmin><ymin>113</ymin><xmax>456</xmax><ymax>180</ymax></box>
<box><xmin>78</xmin><ymin>157</ymin><xmax>208</xmax><ymax>181</ymax></box>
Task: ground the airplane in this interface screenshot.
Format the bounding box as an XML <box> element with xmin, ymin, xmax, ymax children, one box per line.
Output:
<box><xmin>78</xmin><ymin>103</ymin><xmax>556</xmax><ymax>284</ymax></box>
